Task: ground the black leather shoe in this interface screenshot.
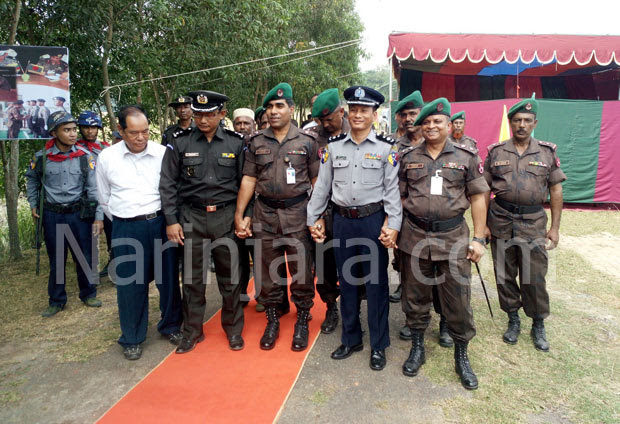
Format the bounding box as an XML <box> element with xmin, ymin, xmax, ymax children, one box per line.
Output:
<box><xmin>260</xmin><ymin>307</ymin><xmax>280</xmax><ymax>350</ymax></box>
<box><xmin>228</xmin><ymin>335</ymin><xmax>245</xmax><ymax>351</ymax></box>
<box><xmin>370</xmin><ymin>349</ymin><xmax>386</xmax><ymax>371</ymax></box>
<box><xmin>403</xmin><ymin>331</ymin><xmax>425</xmax><ymax>377</ymax></box>
<box><xmin>165</xmin><ymin>331</ymin><xmax>183</xmax><ymax>346</ymax></box>
<box><xmin>175</xmin><ymin>334</ymin><xmax>205</xmax><ymax>354</ymax></box>
<box><xmin>454</xmin><ymin>342</ymin><xmax>478</xmax><ymax>390</ymax></box>
<box><xmin>399</xmin><ymin>324</ymin><xmax>413</xmax><ymax>340</ymax></box>
<box><xmin>438</xmin><ymin>315</ymin><xmax>454</xmax><ymax>348</ymax></box>
<box><xmin>123</xmin><ymin>344</ymin><xmax>142</xmax><ymax>360</ymax></box>
<box><xmin>292</xmin><ymin>309</ymin><xmax>311</xmax><ymax>351</ymax></box>
<box><xmin>531</xmin><ymin>319</ymin><xmax>549</xmax><ymax>352</ymax></box>
<box><xmin>320</xmin><ymin>302</ymin><xmax>339</xmax><ymax>334</ymax></box>
<box><xmin>331</xmin><ymin>343</ymin><xmax>363</xmax><ymax>360</ymax></box>
<box><xmin>503</xmin><ymin>311</ymin><xmax>521</xmax><ymax>345</ymax></box>
<box><xmin>389</xmin><ymin>284</ymin><xmax>402</xmax><ymax>303</ymax></box>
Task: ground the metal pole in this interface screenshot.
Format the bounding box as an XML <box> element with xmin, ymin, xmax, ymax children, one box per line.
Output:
<box><xmin>388</xmin><ymin>58</ymin><xmax>393</xmax><ymax>132</ymax></box>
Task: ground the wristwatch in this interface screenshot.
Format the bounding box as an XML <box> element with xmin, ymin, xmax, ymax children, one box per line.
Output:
<box><xmin>472</xmin><ymin>237</ymin><xmax>487</xmax><ymax>246</ymax></box>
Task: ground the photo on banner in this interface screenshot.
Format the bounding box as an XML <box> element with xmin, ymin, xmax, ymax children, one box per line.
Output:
<box><xmin>0</xmin><ymin>45</ymin><xmax>70</xmax><ymax>140</ymax></box>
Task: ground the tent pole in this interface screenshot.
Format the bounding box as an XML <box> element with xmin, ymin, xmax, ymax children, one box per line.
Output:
<box><xmin>388</xmin><ymin>58</ymin><xmax>393</xmax><ymax>132</ymax></box>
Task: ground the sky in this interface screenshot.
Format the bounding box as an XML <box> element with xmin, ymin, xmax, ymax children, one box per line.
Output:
<box><xmin>356</xmin><ymin>0</ymin><xmax>620</xmax><ymax>71</ymax></box>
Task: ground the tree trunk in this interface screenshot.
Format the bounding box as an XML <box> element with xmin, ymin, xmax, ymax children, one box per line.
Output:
<box><xmin>102</xmin><ymin>4</ymin><xmax>117</xmax><ymax>132</ymax></box>
<box><xmin>2</xmin><ymin>0</ymin><xmax>23</xmax><ymax>260</ymax></box>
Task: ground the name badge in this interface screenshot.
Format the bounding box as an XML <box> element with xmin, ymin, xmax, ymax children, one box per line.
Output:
<box><xmin>184</xmin><ymin>152</ymin><xmax>199</xmax><ymax>157</ymax></box>
<box><xmin>406</xmin><ymin>163</ymin><xmax>424</xmax><ymax>169</ymax></box>
<box><xmin>494</xmin><ymin>160</ymin><xmax>509</xmax><ymax>166</ymax></box>
<box><xmin>430</xmin><ymin>170</ymin><xmax>443</xmax><ymax>196</ymax></box>
<box><xmin>256</xmin><ymin>148</ymin><xmax>270</xmax><ymax>155</ymax></box>
<box><xmin>286</xmin><ymin>165</ymin><xmax>296</xmax><ymax>184</ymax></box>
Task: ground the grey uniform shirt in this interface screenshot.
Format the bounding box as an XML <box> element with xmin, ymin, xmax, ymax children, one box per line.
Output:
<box><xmin>25</xmin><ymin>144</ymin><xmax>103</xmax><ymax>220</ymax></box>
<box><xmin>307</xmin><ymin>130</ymin><xmax>402</xmax><ymax>231</ymax></box>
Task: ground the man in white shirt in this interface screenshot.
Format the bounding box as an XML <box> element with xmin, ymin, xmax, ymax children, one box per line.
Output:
<box><xmin>96</xmin><ymin>105</ymin><xmax>183</xmax><ymax>360</ymax></box>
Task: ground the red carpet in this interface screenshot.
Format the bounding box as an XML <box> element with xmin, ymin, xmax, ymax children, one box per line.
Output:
<box><xmin>97</xmin><ymin>280</ymin><xmax>326</xmax><ymax>424</ymax></box>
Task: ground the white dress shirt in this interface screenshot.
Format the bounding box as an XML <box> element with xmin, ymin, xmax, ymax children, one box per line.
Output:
<box><xmin>96</xmin><ymin>140</ymin><xmax>165</xmax><ymax>219</ymax></box>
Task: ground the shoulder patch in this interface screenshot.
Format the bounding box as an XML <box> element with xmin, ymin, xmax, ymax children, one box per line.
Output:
<box><xmin>172</xmin><ymin>127</ymin><xmax>192</xmax><ymax>138</ymax></box>
<box><xmin>453</xmin><ymin>143</ymin><xmax>478</xmax><ymax>155</ymax></box>
<box><xmin>376</xmin><ymin>132</ymin><xmax>395</xmax><ymax>145</ymax></box>
<box><xmin>538</xmin><ymin>140</ymin><xmax>557</xmax><ymax>151</ymax></box>
<box><xmin>327</xmin><ymin>132</ymin><xmax>347</xmax><ymax>143</ymax></box>
<box><xmin>223</xmin><ymin>128</ymin><xmax>245</xmax><ymax>139</ymax></box>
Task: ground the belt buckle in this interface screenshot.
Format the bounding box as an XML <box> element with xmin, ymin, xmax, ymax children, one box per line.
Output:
<box><xmin>145</xmin><ymin>212</ymin><xmax>158</xmax><ymax>220</ymax></box>
<box><xmin>349</xmin><ymin>208</ymin><xmax>359</xmax><ymax>219</ymax></box>
<box><xmin>206</xmin><ymin>205</ymin><xmax>217</xmax><ymax>213</ymax></box>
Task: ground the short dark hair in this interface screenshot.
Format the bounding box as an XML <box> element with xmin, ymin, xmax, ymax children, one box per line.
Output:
<box><xmin>117</xmin><ymin>104</ymin><xmax>149</xmax><ymax>129</ymax></box>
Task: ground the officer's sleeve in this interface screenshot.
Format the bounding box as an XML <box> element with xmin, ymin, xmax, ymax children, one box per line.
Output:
<box><xmin>86</xmin><ymin>156</ymin><xmax>104</xmax><ymax>221</ymax></box>
<box><xmin>307</xmin><ymin>139</ymin><xmax>320</xmax><ymax>180</ymax></box>
<box><xmin>25</xmin><ymin>154</ymin><xmax>42</xmax><ymax>209</ymax></box>
<box><xmin>238</xmin><ymin>140</ymin><xmax>253</xmax><ymax>218</ymax></box>
<box><xmin>383</xmin><ymin>145</ymin><xmax>402</xmax><ymax>231</ymax></box>
<box><xmin>159</xmin><ymin>141</ymin><xmax>181</xmax><ymax>225</ymax></box>
<box><xmin>95</xmin><ymin>150</ymin><xmax>112</xmax><ymax>220</ymax></box>
<box><xmin>548</xmin><ymin>150</ymin><xmax>567</xmax><ymax>186</ymax></box>
<box><xmin>307</xmin><ymin>146</ymin><xmax>333</xmax><ymax>226</ymax></box>
<box><xmin>242</xmin><ymin>140</ymin><xmax>258</xmax><ymax>177</ymax></box>
<box><xmin>465</xmin><ymin>153</ymin><xmax>490</xmax><ymax>197</ymax></box>
<box><xmin>483</xmin><ymin>154</ymin><xmax>492</xmax><ymax>187</ymax></box>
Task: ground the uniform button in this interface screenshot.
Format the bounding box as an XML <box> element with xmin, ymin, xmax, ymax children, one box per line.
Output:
<box><xmin>353</xmin><ymin>181</ymin><xmax>356</xmax><ymax>184</ymax></box>
<box><xmin>355</xmin><ymin>165</ymin><xmax>357</xmax><ymax>167</ymax></box>
<box><xmin>353</xmin><ymin>198</ymin><xmax>356</xmax><ymax>200</ymax></box>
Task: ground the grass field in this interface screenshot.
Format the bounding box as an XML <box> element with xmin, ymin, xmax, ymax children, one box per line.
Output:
<box><xmin>0</xmin><ymin>210</ymin><xmax>619</xmax><ymax>422</ymax></box>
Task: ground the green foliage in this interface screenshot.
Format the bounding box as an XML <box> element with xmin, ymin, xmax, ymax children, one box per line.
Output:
<box><xmin>0</xmin><ymin>202</ymin><xmax>34</xmax><ymax>261</ymax></box>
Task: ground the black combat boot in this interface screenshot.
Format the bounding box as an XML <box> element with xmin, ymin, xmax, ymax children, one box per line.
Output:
<box><xmin>438</xmin><ymin>315</ymin><xmax>453</xmax><ymax>348</ymax></box>
<box><xmin>402</xmin><ymin>331</ymin><xmax>426</xmax><ymax>377</ymax></box>
<box><xmin>260</xmin><ymin>307</ymin><xmax>279</xmax><ymax>350</ymax></box>
<box><xmin>503</xmin><ymin>311</ymin><xmax>521</xmax><ymax>345</ymax></box>
<box><xmin>320</xmin><ymin>302</ymin><xmax>339</xmax><ymax>334</ymax></box>
<box><xmin>292</xmin><ymin>309</ymin><xmax>310</xmax><ymax>351</ymax></box>
<box><xmin>531</xmin><ymin>319</ymin><xmax>549</xmax><ymax>352</ymax></box>
<box><xmin>454</xmin><ymin>342</ymin><xmax>478</xmax><ymax>390</ymax></box>
<box><xmin>389</xmin><ymin>284</ymin><xmax>402</xmax><ymax>303</ymax></box>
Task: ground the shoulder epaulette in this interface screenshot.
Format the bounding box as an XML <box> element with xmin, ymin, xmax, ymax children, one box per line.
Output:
<box><xmin>172</xmin><ymin>127</ymin><xmax>192</xmax><ymax>139</ymax></box>
<box><xmin>538</xmin><ymin>140</ymin><xmax>557</xmax><ymax>151</ymax></box>
<box><xmin>249</xmin><ymin>129</ymin><xmax>265</xmax><ymax>141</ymax></box>
<box><xmin>487</xmin><ymin>141</ymin><xmax>504</xmax><ymax>152</ymax></box>
<box><xmin>223</xmin><ymin>128</ymin><xmax>245</xmax><ymax>139</ymax></box>
<box><xmin>400</xmin><ymin>145</ymin><xmax>416</xmax><ymax>156</ymax></box>
<box><xmin>301</xmin><ymin>129</ymin><xmax>317</xmax><ymax>140</ymax></box>
<box><xmin>376</xmin><ymin>132</ymin><xmax>395</xmax><ymax>145</ymax></box>
<box><xmin>327</xmin><ymin>132</ymin><xmax>347</xmax><ymax>143</ymax></box>
<box><xmin>454</xmin><ymin>143</ymin><xmax>478</xmax><ymax>155</ymax></box>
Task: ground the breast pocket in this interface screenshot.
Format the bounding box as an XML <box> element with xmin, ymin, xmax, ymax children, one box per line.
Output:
<box><xmin>45</xmin><ymin>167</ymin><xmax>61</xmax><ymax>186</ymax></box>
<box><xmin>524</xmin><ymin>165</ymin><xmax>549</xmax><ymax>194</ymax></box>
<box><xmin>255</xmin><ymin>153</ymin><xmax>275</xmax><ymax>173</ymax></box>
<box><xmin>182</xmin><ymin>156</ymin><xmax>204</xmax><ymax>179</ymax></box>
<box><xmin>406</xmin><ymin>167</ymin><xmax>428</xmax><ymax>197</ymax></box>
<box><xmin>216</xmin><ymin>157</ymin><xmax>237</xmax><ymax>180</ymax></box>
<box><xmin>441</xmin><ymin>168</ymin><xmax>465</xmax><ymax>188</ymax></box>
<box><xmin>333</xmin><ymin>159</ymin><xmax>350</xmax><ymax>184</ymax></box>
<box><xmin>361</xmin><ymin>159</ymin><xmax>382</xmax><ymax>185</ymax></box>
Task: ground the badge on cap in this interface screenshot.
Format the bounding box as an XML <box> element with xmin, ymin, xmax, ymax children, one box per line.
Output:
<box><xmin>197</xmin><ymin>94</ymin><xmax>208</xmax><ymax>104</ymax></box>
<box><xmin>437</xmin><ymin>103</ymin><xmax>444</xmax><ymax>112</ymax></box>
<box><xmin>322</xmin><ymin>107</ymin><xmax>329</xmax><ymax>115</ymax></box>
<box><xmin>178</xmin><ymin>96</ymin><xmax>184</xmax><ymax>103</ymax></box>
<box><xmin>354</xmin><ymin>87</ymin><xmax>365</xmax><ymax>98</ymax></box>
<box><xmin>277</xmin><ymin>88</ymin><xmax>284</xmax><ymax>97</ymax></box>
<box><xmin>525</xmin><ymin>103</ymin><xmax>532</xmax><ymax>111</ymax></box>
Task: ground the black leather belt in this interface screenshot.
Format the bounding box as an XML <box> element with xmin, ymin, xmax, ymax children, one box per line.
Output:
<box><xmin>258</xmin><ymin>194</ymin><xmax>307</xmax><ymax>209</ymax></box>
<box><xmin>495</xmin><ymin>197</ymin><xmax>543</xmax><ymax>214</ymax></box>
<box><xmin>333</xmin><ymin>202</ymin><xmax>383</xmax><ymax>219</ymax></box>
<box><xmin>44</xmin><ymin>201</ymin><xmax>80</xmax><ymax>214</ymax></box>
<box><xmin>190</xmin><ymin>199</ymin><xmax>235</xmax><ymax>213</ymax></box>
<box><xmin>113</xmin><ymin>210</ymin><xmax>162</xmax><ymax>222</ymax></box>
<box><xmin>406</xmin><ymin>211</ymin><xmax>464</xmax><ymax>232</ymax></box>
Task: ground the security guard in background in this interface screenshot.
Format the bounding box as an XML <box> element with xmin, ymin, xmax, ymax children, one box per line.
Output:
<box><xmin>160</xmin><ymin>90</ymin><xmax>251</xmax><ymax>353</ymax></box>
<box><xmin>483</xmin><ymin>97</ymin><xmax>566</xmax><ymax>352</ymax></box>
<box><xmin>25</xmin><ymin>111</ymin><xmax>104</xmax><ymax>317</ymax></box>
<box><xmin>162</xmin><ymin>95</ymin><xmax>194</xmax><ymax>145</ymax></box>
<box><xmin>448</xmin><ymin>111</ymin><xmax>477</xmax><ymax>149</ymax></box>
<box><xmin>235</xmin><ymin>82</ymin><xmax>319</xmax><ymax>352</ymax></box>
<box><xmin>77</xmin><ymin>111</ymin><xmax>113</xmax><ymax>277</ymax></box>
<box><xmin>308</xmin><ymin>86</ymin><xmax>402</xmax><ymax>371</ymax></box>
<box><xmin>397</xmin><ymin>98</ymin><xmax>489</xmax><ymax>390</ymax></box>
<box><xmin>308</xmin><ymin>88</ymin><xmax>350</xmax><ymax>334</ymax></box>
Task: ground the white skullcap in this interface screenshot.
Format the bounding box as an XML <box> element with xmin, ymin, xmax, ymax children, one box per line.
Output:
<box><xmin>233</xmin><ymin>108</ymin><xmax>255</xmax><ymax>121</ymax></box>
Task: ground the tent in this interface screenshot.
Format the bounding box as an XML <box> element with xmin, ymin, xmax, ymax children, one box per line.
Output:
<box><xmin>387</xmin><ymin>33</ymin><xmax>620</xmax><ymax>203</ymax></box>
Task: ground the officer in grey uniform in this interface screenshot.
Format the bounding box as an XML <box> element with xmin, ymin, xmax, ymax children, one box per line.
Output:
<box><xmin>308</xmin><ymin>85</ymin><xmax>402</xmax><ymax>371</ymax></box>
<box><xmin>25</xmin><ymin>111</ymin><xmax>103</xmax><ymax>317</ymax></box>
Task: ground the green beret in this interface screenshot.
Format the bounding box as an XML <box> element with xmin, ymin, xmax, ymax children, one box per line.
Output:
<box><xmin>262</xmin><ymin>82</ymin><xmax>293</xmax><ymax>107</ymax></box>
<box><xmin>395</xmin><ymin>90</ymin><xmax>424</xmax><ymax>114</ymax></box>
<box><xmin>450</xmin><ymin>111</ymin><xmax>465</xmax><ymax>122</ymax></box>
<box><xmin>508</xmin><ymin>97</ymin><xmax>538</xmax><ymax>119</ymax></box>
<box><xmin>413</xmin><ymin>97</ymin><xmax>451</xmax><ymax>126</ymax></box>
<box><xmin>312</xmin><ymin>88</ymin><xmax>340</xmax><ymax>118</ymax></box>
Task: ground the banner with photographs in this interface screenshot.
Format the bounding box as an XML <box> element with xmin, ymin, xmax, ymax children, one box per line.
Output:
<box><xmin>0</xmin><ymin>45</ymin><xmax>70</xmax><ymax>140</ymax></box>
